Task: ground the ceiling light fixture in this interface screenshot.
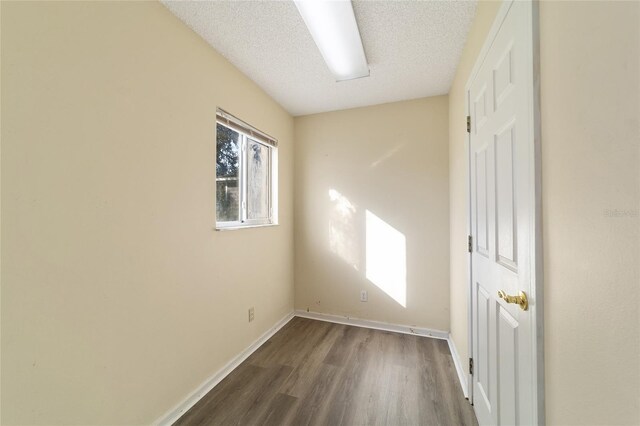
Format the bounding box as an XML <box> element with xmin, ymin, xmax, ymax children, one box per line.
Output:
<box><xmin>294</xmin><ymin>0</ymin><xmax>369</xmax><ymax>82</ymax></box>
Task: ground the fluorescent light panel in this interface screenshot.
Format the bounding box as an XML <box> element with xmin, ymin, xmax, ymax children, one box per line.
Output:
<box><xmin>294</xmin><ymin>0</ymin><xmax>369</xmax><ymax>81</ymax></box>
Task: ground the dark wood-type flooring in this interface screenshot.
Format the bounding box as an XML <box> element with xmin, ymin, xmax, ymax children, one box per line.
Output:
<box><xmin>175</xmin><ymin>317</ymin><xmax>477</xmax><ymax>426</ymax></box>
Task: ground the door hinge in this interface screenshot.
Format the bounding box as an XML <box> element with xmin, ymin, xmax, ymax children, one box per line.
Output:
<box><xmin>469</xmin><ymin>358</ymin><xmax>474</xmax><ymax>375</ymax></box>
<box><xmin>466</xmin><ymin>115</ymin><xmax>471</xmax><ymax>133</ymax></box>
<box><xmin>468</xmin><ymin>235</ymin><xmax>473</xmax><ymax>253</ymax></box>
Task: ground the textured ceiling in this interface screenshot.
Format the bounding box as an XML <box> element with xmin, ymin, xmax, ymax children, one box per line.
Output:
<box><xmin>162</xmin><ymin>0</ymin><xmax>477</xmax><ymax>116</ymax></box>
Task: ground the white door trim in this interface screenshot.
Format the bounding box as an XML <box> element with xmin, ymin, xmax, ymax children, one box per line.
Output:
<box><xmin>464</xmin><ymin>0</ymin><xmax>544</xmax><ymax>423</ymax></box>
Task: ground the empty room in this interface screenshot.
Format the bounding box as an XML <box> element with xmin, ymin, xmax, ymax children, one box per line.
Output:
<box><xmin>1</xmin><ymin>0</ymin><xmax>638</xmax><ymax>425</ymax></box>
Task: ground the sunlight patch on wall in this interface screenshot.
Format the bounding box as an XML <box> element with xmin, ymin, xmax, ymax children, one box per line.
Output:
<box><xmin>329</xmin><ymin>189</ymin><xmax>359</xmax><ymax>270</ymax></box>
<box><xmin>365</xmin><ymin>210</ymin><xmax>406</xmax><ymax>307</ymax></box>
<box><xmin>370</xmin><ymin>144</ymin><xmax>403</xmax><ymax>168</ymax></box>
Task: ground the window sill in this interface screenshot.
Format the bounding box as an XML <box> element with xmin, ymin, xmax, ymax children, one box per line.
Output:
<box><xmin>215</xmin><ymin>223</ymin><xmax>278</xmax><ymax>231</ymax></box>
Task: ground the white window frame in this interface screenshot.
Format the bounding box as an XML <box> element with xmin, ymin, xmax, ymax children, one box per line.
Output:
<box><xmin>215</xmin><ymin>109</ymin><xmax>277</xmax><ymax>230</ymax></box>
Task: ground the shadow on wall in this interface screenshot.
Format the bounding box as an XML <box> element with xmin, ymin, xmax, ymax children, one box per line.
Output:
<box><xmin>328</xmin><ymin>188</ymin><xmax>407</xmax><ymax>308</ymax></box>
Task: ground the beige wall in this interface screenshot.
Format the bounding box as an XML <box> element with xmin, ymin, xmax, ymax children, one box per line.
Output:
<box><xmin>0</xmin><ymin>2</ymin><xmax>294</xmax><ymax>425</ymax></box>
<box><xmin>540</xmin><ymin>1</ymin><xmax>640</xmax><ymax>423</ymax></box>
<box><xmin>294</xmin><ymin>97</ymin><xmax>450</xmax><ymax>331</ymax></box>
<box><xmin>450</xmin><ymin>1</ymin><xmax>640</xmax><ymax>424</ymax></box>
<box><xmin>448</xmin><ymin>0</ymin><xmax>501</xmax><ymax>377</ymax></box>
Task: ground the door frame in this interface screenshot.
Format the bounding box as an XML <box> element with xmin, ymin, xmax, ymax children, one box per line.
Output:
<box><xmin>464</xmin><ymin>0</ymin><xmax>544</xmax><ymax>423</ymax></box>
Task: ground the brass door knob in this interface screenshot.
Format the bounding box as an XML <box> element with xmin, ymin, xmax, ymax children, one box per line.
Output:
<box><xmin>497</xmin><ymin>290</ymin><xmax>528</xmax><ymax>311</ymax></box>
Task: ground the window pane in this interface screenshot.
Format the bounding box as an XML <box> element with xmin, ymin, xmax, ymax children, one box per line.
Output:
<box><xmin>216</xmin><ymin>123</ymin><xmax>240</xmax><ymax>222</ymax></box>
<box><xmin>247</xmin><ymin>139</ymin><xmax>270</xmax><ymax>220</ymax></box>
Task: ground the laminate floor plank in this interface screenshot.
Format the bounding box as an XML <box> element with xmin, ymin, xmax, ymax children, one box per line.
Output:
<box><xmin>321</xmin><ymin>335</ymin><xmax>373</xmax><ymax>426</ymax></box>
<box><xmin>260</xmin><ymin>393</ymin><xmax>299</xmax><ymax>426</ymax></box>
<box><xmin>289</xmin><ymin>362</ymin><xmax>342</xmax><ymax>426</ymax></box>
<box><xmin>278</xmin><ymin>322</ymin><xmax>343</xmax><ymax>398</ymax></box>
<box><xmin>384</xmin><ymin>364</ymin><xmax>421</xmax><ymax>426</ymax></box>
<box><xmin>322</xmin><ymin>324</ymin><xmax>368</xmax><ymax>367</ymax></box>
<box><xmin>174</xmin><ymin>364</ymin><xmax>265</xmax><ymax>426</ymax></box>
<box><xmin>234</xmin><ymin>365</ymin><xmax>295</xmax><ymax>425</ymax></box>
<box><xmin>175</xmin><ymin>317</ymin><xmax>478</xmax><ymax>426</ymax></box>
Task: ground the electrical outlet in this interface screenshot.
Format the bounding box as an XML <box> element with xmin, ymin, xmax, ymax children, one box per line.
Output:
<box><xmin>360</xmin><ymin>290</ymin><xmax>368</xmax><ymax>302</ymax></box>
<box><xmin>248</xmin><ymin>307</ymin><xmax>255</xmax><ymax>322</ymax></box>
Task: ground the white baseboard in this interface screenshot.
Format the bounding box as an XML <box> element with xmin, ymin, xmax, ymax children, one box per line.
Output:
<box><xmin>294</xmin><ymin>310</ymin><xmax>449</xmax><ymax>340</ymax></box>
<box><xmin>447</xmin><ymin>334</ymin><xmax>469</xmax><ymax>399</ymax></box>
<box><xmin>154</xmin><ymin>311</ymin><xmax>294</xmax><ymax>426</ymax></box>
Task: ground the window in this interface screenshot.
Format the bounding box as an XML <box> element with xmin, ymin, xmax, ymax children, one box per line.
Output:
<box><xmin>216</xmin><ymin>109</ymin><xmax>277</xmax><ymax>229</ymax></box>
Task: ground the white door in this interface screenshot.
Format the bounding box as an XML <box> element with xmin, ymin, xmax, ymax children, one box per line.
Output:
<box><xmin>469</xmin><ymin>1</ymin><xmax>540</xmax><ymax>425</ymax></box>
